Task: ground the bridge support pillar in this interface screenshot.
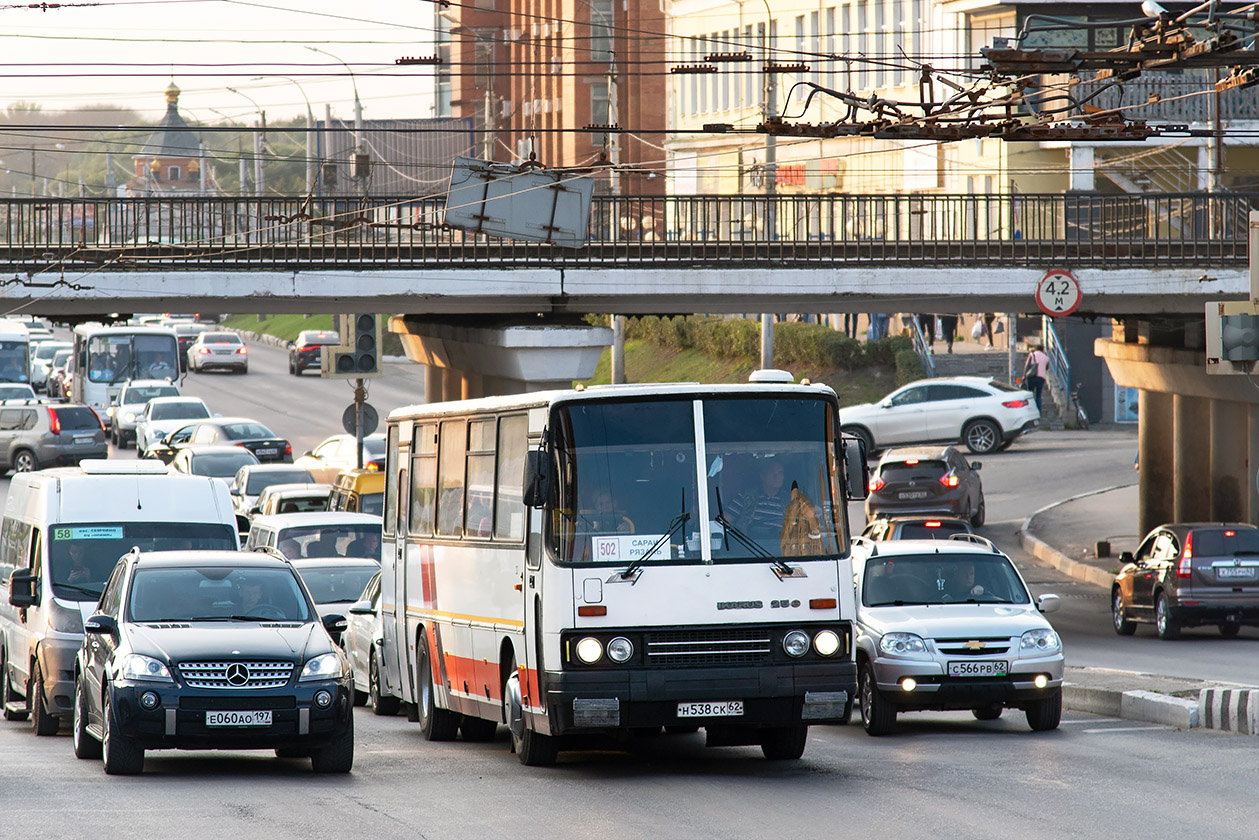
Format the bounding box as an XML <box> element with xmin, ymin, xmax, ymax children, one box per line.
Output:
<box><xmin>1139</xmin><ymin>390</ymin><xmax>1175</xmax><ymax>536</ymax></box>
<box><xmin>1250</xmin><ymin>406</ymin><xmax>1259</xmax><ymax>524</ymax></box>
<box><xmin>389</xmin><ymin>316</ymin><xmax>612</xmax><ymax>399</ymax></box>
<box><xmin>424</xmin><ymin>365</ymin><xmax>442</xmax><ymax>405</ymax></box>
<box><xmin>1210</xmin><ymin>400</ymin><xmax>1249</xmax><ymax>522</ymax></box>
<box><xmin>1173</xmin><ymin>395</ymin><xmax>1212</xmax><ymax>522</ymax></box>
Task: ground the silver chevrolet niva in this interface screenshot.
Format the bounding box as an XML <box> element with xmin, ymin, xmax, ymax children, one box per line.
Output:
<box><xmin>850</xmin><ymin>535</ymin><xmax>1064</xmax><ymax>735</ymax></box>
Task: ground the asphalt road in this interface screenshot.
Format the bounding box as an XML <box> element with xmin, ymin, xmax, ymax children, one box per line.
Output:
<box><xmin>5</xmin><ymin>338</ymin><xmax>1259</xmax><ymax>835</ymax></box>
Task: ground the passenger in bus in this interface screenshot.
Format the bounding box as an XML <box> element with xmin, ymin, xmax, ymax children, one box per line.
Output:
<box><xmin>584</xmin><ymin>490</ymin><xmax>633</xmax><ymax>534</ymax></box>
<box><xmin>0</xmin><ymin>354</ymin><xmax>26</xmax><ymax>381</ymax></box>
<box><xmin>727</xmin><ymin>458</ymin><xmax>789</xmax><ymax>539</ymax></box>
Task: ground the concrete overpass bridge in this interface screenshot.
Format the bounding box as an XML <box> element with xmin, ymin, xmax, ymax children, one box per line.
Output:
<box><xmin>0</xmin><ymin>192</ymin><xmax>1249</xmax><ymax>316</ymax></box>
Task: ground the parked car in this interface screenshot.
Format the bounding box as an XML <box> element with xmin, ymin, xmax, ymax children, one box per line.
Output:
<box><xmin>45</xmin><ymin>348</ymin><xmax>72</xmax><ymax>400</ymax></box>
<box><xmin>861</xmin><ymin>515</ymin><xmax>976</xmax><ymax>541</ymax></box>
<box><xmin>144</xmin><ymin>416</ymin><xmax>292</xmax><ymax>464</ymax></box>
<box><xmin>0</xmin><ymin>384</ymin><xmax>38</xmax><ymax>402</ymax></box>
<box><xmin>244</xmin><ymin>512</ymin><xmax>383</xmax><ymax>562</ymax></box>
<box><xmin>73</xmin><ymin>549</ymin><xmax>354</xmax><ymax>774</ymax></box>
<box><xmin>173</xmin><ymin>322</ymin><xmax>211</xmax><ymax>372</ymax></box>
<box><xmin>169</xmin><ymin>444</ymin><xmax>261</xmax><ymax>482</ymax></box>
<box><xmin>0</xmin><ymin>402</ymin><xmax>107</xmax><ymax>472</ymax></box>
<box><xmin>343</xmin><ymin>571</ymin><xmax>400</xmax><ymax>715</ymax></box>
<box><xmin>851</xmin><ymin>536</ymin><xmax>1064</xmax><ymax>735</ymax></box>
<box><xmin>134</xmin><ymin>396</ymin><xmax>213</xmax><ymax>454</ymax></box>
<box><xmin>105</xmin><ymin>379</ymin><xmax>181</xmax><ymax>448</ymax></box>
<box><xmin>29</xmin><ymin>340</ymin><xmax>70</xmax><ymax>391</ymax></box>
<box><xmin>865</xmin><ymin>446</ymin><xmax>984</xmax><ymax>526</ymax></box>
<box><xmin>841</xmin><ymin>376</ymin><xmax>1039</xmax><ymax>455</ymax></box>
<box><xmin>1112</xmin><ymin>522</ymin><xmax>1259</xmax><ymax>639</ymax></box>
<box><xmin>294</xmin><ymin>433</ymin><xmax>385</xmax><ymax>483</ymax></box>
<box><xmin>253</xmin><ymin>482</ymin><xmax>332</xmax><ymax>517</ymax></box>
<box><xmin>288</xmin><ymin>329</ymin><xmax>340</xmax><ymax>375</ymax></box>
<box><xmin>229</xmin><ymin>463</ymin><xmax>317</xmax><ymax>515</ymax></box>
<box><xmin>187</xmin><ymin>331</ymin><xmax>248</xmax><ymax>373</ymax></box>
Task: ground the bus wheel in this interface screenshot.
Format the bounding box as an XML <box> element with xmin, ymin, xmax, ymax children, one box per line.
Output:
<box><xmin>416</xmin><ymin>632</ymin><xmax>459</xmax><ymax>741</ymax></box>
<box><xmin>503</xmin><ymin>659</ymin><xmax>557</xmax><ymax>767</ymax></box>
<box><xmin>760</xmin><ymin>725</ymin><xmax>808</xmax><ymax>760</ymax></box>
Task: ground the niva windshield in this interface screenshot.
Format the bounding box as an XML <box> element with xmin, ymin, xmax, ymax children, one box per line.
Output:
<box><xmin>548</xmin><ymin>396</ymin><xmax>845</xmax><ymax>565</ymax></box>
<box><xmin>862</xmin><ymin>553</ymin><xmax>1031</xmax><ymax>607</ymax></box>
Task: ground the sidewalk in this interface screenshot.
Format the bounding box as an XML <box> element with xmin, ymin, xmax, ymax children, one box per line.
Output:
<box><xmin>1020</xmin><ymin>483</ymin><xmax>1259</xmax><ymax>734</ymax></box>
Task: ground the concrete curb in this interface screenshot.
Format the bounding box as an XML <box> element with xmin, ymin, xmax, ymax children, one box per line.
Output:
<box><xmin>1200</xmin><ymin>688</ymin><xmax>1259</xmax><ymax>735</ymax></box>
<box><xmin>1017</xmin><ymin>483</ymin><xmax>1136</xmax><ymax>590</ymax></box>
<box><xmin>1120</xmin><ymin>690</ymin><xmax>1200</xmax><ymax>729</ymax></box>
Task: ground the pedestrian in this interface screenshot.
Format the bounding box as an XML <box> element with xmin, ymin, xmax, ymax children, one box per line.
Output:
<box><xmin>939</xmin><ymin>315</ymin><xmax>959</xmax><ymax>353</ymax></box>
<box><xmin>982</xmin><ymin>313</ymin><xmax>997</xmax><ymax>348</ymax></box>
<box><xmin>1023</xmin><ymin>342</ymin><xmax>1050</xmax><ymax>413</ymax></box>
<box><xmin>874</xmin><ymin>312</ymin><xmax>890</xmax><ymax>340</ymax></box>
<box><xmin>916</xmin><ymin>313</ymin><xmax>935</xmax><ymax>348</ymax></box>
<box><xmin>843</xmin><ymin>313</ymin><xmax>857</xmax><ymax>339</ymax></box>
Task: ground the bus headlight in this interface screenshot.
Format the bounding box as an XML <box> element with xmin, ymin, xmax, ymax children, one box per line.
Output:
<box><xmin>782</xmin><ymin>630</ymin><xmax>810</xmax><ymax>657</ymax></box>
<box><xmin>813</xmin><ymin>630</ymin><xmax>841</xmax><ymax>657</ymax></box>
<box><xmin>606</xmin><ymin>637</ymin><xmax>634</xmax><ymax>663</ymax></box>
<box><xmin>575</xmin><ymin>637</ymin><xmax>603</xmax><ymax>664</ymax></box>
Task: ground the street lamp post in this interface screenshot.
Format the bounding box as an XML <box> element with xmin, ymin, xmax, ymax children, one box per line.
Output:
<box><xmin>307</xmin><ymin>46</ymin><xmax>366</xmax><ymax>188</ymax></box>
<box><xmin>253</xmin><ymin>75</ymin><xmax>316</xmax><ymax>194</ymax></box>
<box><xmin>227</xmin><ymin>86</ymin><xmax>266</xmax><ymax>197</ymax></box>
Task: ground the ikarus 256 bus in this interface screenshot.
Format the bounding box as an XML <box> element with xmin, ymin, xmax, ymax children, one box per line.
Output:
<box><xmin>377</xmin><ymin>375</ymin><xmax>869</xmax><ymax>765</ymax></box>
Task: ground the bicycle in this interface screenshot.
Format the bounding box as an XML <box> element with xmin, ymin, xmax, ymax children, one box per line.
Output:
<box><xmin>1070</xmin><ymin>385</ymin><xmax>1089</xmax><ymax>430</ymax></box>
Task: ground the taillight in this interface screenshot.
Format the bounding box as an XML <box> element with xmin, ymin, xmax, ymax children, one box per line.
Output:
<box><xmin>939</xmin><ymin>472</ymin><xmax>960</xmax><ymax>488</ymax></box>
<box><xmin>1178</xmin><ymin>532</ymin><xmax>1194</xmax><ymax>578</ymax></box>
<box><xmin>1002</xmin><ymin>399</ymin><xmax>1029</xmax><ymax>408</ymax></box>
<box><xmin>47</xmin><ymin>407</ymin><xmax>60</xmax><ymax>435</ymax></box>
<box><xmin>197</xmin><ymin>347</ymin><xmax>210</xmax><ymax>354</ymax></box>
<box><xmin>284</xmin><ymin>442</ymin><xmax>292</xmax><ymax>456</ymax></box>
<box><xmin>924</xmin><ymin>521</ymin><xmax>941</xmax><ymax>528</ymax></box>
<box><xmin>868</xmin><ymin>476</ymin><xmax>885</xmax><ymax>493</ymax></box>
<box><xmin>904</xmin><ymin>458</ymin><xmax>919</xmax><ymax>465</ymax></box>
<box><xmin>299</xmin><ymin>345</ymin><xmax>316</xmax><ymax>352</ymax></box>
<box><xmin>1225</xmin><ymin>530</ymin><xmax>1236</xmax><ymax>537</ymax></box>
<box><xmin>90</xmin><ymin>407</ymin><xmax>106</xmax><ymax>432</ymax></box>
<box><xmin>237</xmin><ymin>347</ymin><xmax>248</xmax><ymax>355</ymax></box>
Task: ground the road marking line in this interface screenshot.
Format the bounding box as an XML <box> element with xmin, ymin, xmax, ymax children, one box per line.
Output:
<box><xmin>1080</xmin><ymin>725</ymin><xmax>1167</xmax><ymax>733</ymax></box>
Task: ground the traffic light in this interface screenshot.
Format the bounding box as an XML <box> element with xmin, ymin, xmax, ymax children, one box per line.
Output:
<box><xmin>321</xmin><ymin>313</ymin><xmax>382</xmax><ymax>378</ymax></box>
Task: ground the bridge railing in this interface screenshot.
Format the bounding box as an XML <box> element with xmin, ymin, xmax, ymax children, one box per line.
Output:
<box><xmin>0</xmin><ymin>192</ymin><xmax>1252</xmax><ymax>270</ymax></box>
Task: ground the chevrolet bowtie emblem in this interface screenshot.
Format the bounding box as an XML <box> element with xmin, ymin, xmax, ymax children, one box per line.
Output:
<box><xmin>963</xmin><ymin>640</ymin><xmax>986</xmax><ymax>651</ymax></box>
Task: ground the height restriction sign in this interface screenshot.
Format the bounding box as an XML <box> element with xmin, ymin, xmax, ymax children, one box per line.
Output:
<box><xmin>1036</xmin><ymin>269</ymin><xmax>1082</xmax><ymax>317</ymax></box>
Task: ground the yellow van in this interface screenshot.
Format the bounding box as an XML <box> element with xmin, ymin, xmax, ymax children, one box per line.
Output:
<box><xmin>328</xmin><ymin>469</ymin><xmax>384</xmax><ymax>516</ymax></box>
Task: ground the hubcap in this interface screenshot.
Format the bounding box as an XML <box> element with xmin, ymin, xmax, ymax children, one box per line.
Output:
<box><xmin>505</xmin><ymin>671</ymin><xmax>525</xmax><ymax>741</ymax></box>
<box><xmin>969</xmin><ymin>425</ymin><xmax>994</xmax><ymax>450</ymax></box>
<box><xmin>1113</xmin><ymin>592</ymin><xmax>1124</xmax><ymax>627</ymax></box>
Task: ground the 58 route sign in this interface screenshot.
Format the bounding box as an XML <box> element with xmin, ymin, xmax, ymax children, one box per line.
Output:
<box><xmin>1036</xmin><ymin>269</ymin><xmax>1082</xmax><ymax>317</ymax></box>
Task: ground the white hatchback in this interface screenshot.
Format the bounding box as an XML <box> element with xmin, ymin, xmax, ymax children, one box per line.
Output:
<box><xmin>841</xmin><ymin>376</ymin><xmax>1039</xmax><ymax>455</ymax></box>
<box><xmin>851</xmin><ymin>537</ymin><xmax>1064</xmax><ymax>735</ymax></box>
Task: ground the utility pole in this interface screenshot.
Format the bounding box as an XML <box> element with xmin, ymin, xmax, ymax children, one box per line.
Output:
<box><xmin>254</xmin><ymin>111</ymin><xmax>266</xmax><ymax>197</ymax></box>
<box><xmin>483</xmin><ymin>89</ymin><xmax>494</xmax><ymax>161</ymax></box>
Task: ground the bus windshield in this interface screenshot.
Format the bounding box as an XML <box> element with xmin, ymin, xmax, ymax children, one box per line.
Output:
<box><xmin>0</xmin><ymin>340</ymin><xmax>30</xmax><ymax>383</ymax></box>
<box><xmin>87</xmin><ymin>333</ymin><xmax>179</xmax><ymax>383</ymax></box>
<box><xmin>548</xmin><ymin>396</ymin><xmax>845</xmax><ymax>565</ymax></box>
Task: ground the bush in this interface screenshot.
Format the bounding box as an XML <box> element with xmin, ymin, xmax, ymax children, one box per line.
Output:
<box><xmin>895</xmin><ymin>348</ymin><xmax>923</xmax><ymax>385</ymax></box>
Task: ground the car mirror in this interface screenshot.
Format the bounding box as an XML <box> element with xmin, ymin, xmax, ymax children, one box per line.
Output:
<box><xmin>1119</xmin><ymin>551</ymin><xmax>1135</xmax><ymax>565</ymax></box>
<box><xmin>322</xmin><ymin>613</ymin><xmax>348</xmax><ymax>635</ymax></box>
<box><xmin>970</xmin><ymin>461</ymin><xmax>982</xmax><ymax>471</ymax></box>
<box><xmin>8</xmin><ymin>569</ymin><xmax>38</xmax><ymax>608</ymax></box>
<box><xmin>841</xmin><ymin>436</ymin><xmax>870</xmax><ymax>500</ymax></box>
<box><xmin>302</xmin><ymin>450</ymin><xmax>313</xmax><ymax>457</ymax></box>
<box><xmin>347</xmin><ymin>600</ymin><xmax>373</xmax><ymax>616</ymax></box>
<box><xmin>84</xmin><ymin>614</ymin><xmax>118</xmax><ymax>635</ymax></box>
<box><xmin>880</xmin><ymin>398</ymin><xmax>892</xmax><ymax>408</ymax></box>
<box><xmin>1036</xmin><ymin>594</ymin><xmax>1061</xmax><ymax>614</ymax></box>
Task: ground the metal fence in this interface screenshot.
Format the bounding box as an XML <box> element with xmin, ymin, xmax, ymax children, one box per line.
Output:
<box><xmin>0</xmin><ymin>192</ymin><xmax>1251</xmax><ymax>271</ymax></box>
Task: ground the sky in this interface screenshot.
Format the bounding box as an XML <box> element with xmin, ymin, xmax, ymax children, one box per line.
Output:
<box><xmin>0</xmin><ymin>0</ymin><xmax>440</xmax><ymax>125</ymax></box>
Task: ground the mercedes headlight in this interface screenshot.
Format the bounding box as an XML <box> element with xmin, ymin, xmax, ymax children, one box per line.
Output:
<box><xmin>782</xmin><ymin>630</ymin><xmax>810</xmax><ymax>657</ymax></box>
<box><xmin>878</xmin><ymin>632</ymin><xmax>930</xmax><ymax>659</ymax></box>
<box><xmin>300</xmin><ymin>652</ymin><xmax>344</xmax><ymax>681</ymax></box>
<box><xmin>1019</xmin><ymin>628</ymin><xmax>1061</xmax><ymax>656</ymax></box>
<box><xmin>575</xmin><ymin>637</ymin><xmax>603</xmax><ymax>664</ymax></box>
<box><xmin>119</xmin><ymin>654</ymin><xmax>173</xmax><ymax>683</ymax></box>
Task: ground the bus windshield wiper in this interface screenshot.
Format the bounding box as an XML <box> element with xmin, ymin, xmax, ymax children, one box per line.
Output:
<box><xmin>713</xmin><ymin>488</ymin><xmax>794</xmax><ymax>577</ymax></box>
<box><xmin>620</xmin><ymin>489</ymin><xmax>689</xmax><ymax>581</ymax></box>
<box><xmin>54</xmin><ymin>582</ymin><xmax>104</xmax><ymax>599</ymax></box>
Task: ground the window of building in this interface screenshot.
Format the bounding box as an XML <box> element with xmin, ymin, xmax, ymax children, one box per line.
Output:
<box><xmin>167</xmin><ymin>166</ymin><xmax>181</xmax><ymax>181</ymax></box>
<box><xmin>590</xmin><ymin>81</ymin><xmax>610</xmax><ymax>145</ymax></box>
<box><xmin>590</xmin><ymin>0</ymin><xmax>614</xmax><ymax>61</ymax></box>
<box><xmin>875</xmin><ymin>0</ymin><xmax>885</xmax><ymax>87</ymax></box>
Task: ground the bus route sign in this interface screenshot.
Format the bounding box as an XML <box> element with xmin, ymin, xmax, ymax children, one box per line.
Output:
<box><xmin>1036</xmin><ymin>269</ymin><xmax>1082</xmax><ymax>317</ymax></box>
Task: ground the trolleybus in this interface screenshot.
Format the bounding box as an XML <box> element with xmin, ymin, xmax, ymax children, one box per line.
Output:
<box><xmin>378</xmin><ymin>376</ymin><xmax>868</xmax><ymax>765</ymax></box>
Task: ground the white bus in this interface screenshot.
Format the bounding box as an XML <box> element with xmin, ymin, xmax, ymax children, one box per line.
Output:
<box><xmin>379</xmin><ymin>378</ymin><xmax>868</xmax><ymax>765</ymax></box>
<box><xmin>0</xmin><ymin>320</ymin><xmax>31</xmax><ymax>384</ymax></box>
<box><xmin>70</xmin><ymin>324</ymin><xmax>180</xmax><ymax>413</ymax></box>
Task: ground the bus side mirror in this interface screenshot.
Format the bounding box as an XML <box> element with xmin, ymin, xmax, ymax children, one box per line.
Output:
<box><xmin>523</xmin><ymin>450</ymin><xmax>554</xmax><ymax>509</ymax></box>
<box><xmin>8</xmin><ymin>569</ymin><xmax>39</xmax><ymax>608</ymax></box>
<box><xmin>842</xmin><ymin>437</ymin><xmax>869</xmax><ymax>501</ymax></box>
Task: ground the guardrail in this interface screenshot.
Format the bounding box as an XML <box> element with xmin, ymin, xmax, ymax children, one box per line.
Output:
<box><xmin>0</xmin><ymin>192</ymin><xmax>1251</xmax><ymax>271</ymax></box>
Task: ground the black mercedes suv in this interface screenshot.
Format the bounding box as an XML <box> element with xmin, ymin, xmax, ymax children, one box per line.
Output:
<box><xmin>73</xmin><ymin>549</ymin><xmax>354</xmax><ymax>774</ymax></box>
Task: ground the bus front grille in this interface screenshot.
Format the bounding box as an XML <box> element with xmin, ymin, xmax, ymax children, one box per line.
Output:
<box><xmin>645</xmin><ymin>628</ymin><xmax>773</xmax><ymax>667</ymax></box>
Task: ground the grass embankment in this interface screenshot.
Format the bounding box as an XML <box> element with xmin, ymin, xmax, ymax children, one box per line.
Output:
<box><xmin>222</xmin><ymin>313</ymin><xmax>405</xmax><ymax>356</ymax></box>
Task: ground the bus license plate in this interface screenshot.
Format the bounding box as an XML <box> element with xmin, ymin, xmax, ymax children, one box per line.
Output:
<box><xmin>206</xmin><ymin>710</ymin><xmax>272</xmax><ymax>727</ymax></box>
<box><xmin>947</xmin><ymin>661</ymin><xmax>1008</xmax><ymax>678</ymax></box>
<box><xmin>677</xmin><ymin>701</ymin><xmax>743</xmax><ymax>718</ymax></box>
